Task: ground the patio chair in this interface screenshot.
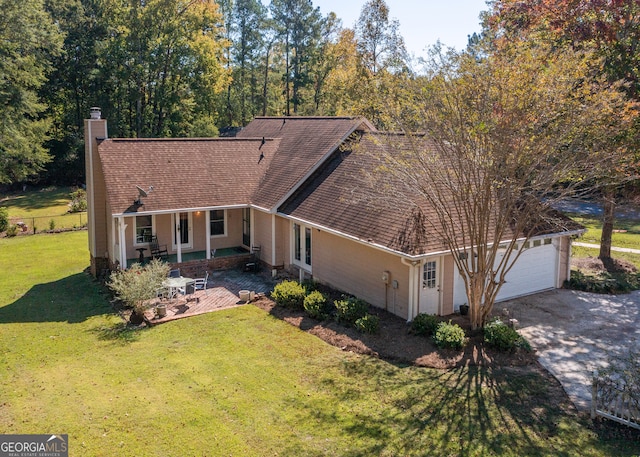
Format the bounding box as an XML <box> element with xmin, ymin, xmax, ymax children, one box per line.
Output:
<box><xmin>150</xmin><ymin>235</ymin><xmax>168</xmax><ymax>259</ymax></box>
<box><xmin>169</xmin><ymin>268</ymin><xmax>181</xmax><ymax>278</ymax></box>
<box><xmin>192</xmin><ymin>271</ymin><xmax>209</xmax><ymax>295</ymax></box>
<box><xmin>244</xmin><ymin>245</ymin><xmax>261</xmax><ymax>272</ymax></box>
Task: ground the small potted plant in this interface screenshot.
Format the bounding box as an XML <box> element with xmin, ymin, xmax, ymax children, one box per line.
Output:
<box><xmin>459</xmin><ymin>303</ymin><xmax>469</xmax><ymax>315</ymax></box>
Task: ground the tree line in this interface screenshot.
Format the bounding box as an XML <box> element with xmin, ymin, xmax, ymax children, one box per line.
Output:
<box><xmin>0</xmin><ymin>0</ymin><xmax>410</xmax><ymax>186</ymax></box>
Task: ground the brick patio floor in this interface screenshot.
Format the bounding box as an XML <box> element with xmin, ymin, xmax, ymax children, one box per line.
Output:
<box><xmin>145</xmin><ymin>269</ymin><xmax>276</xmax><ymax>325</ymax></box>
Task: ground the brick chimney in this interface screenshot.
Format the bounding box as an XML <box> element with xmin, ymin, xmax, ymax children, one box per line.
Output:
<box><xmin>84</xmin><ymin>107</ymin><xmax>109</xmax><ymax>276</ymax></box>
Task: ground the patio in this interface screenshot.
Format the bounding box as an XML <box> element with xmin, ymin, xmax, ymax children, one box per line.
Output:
<box><xmin>144</xmin><ymin>269</ymin><xmax>276</xmax><ymax>325</ymax></box>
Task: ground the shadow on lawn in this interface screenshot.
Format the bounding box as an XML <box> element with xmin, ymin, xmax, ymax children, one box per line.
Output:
<box><xmin>282</xmin><ymin>359</ymin><xmax>615</xmax><ymax>457</ymax></box>
<box><xmin>0</xmin><ymin>272</ymin><xmax>111</xmax><ymax>324</ymax></box>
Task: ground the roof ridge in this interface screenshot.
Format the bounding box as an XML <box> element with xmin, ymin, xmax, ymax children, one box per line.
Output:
<box><xmin>252</xmin><ymin>116</ymin><xmax>361</xmax><ymax>120</ymax></box>
<box><xmin>106</xmin><ymin>137</ymin><xmax>276</xmax><ymax>142</ymax></box>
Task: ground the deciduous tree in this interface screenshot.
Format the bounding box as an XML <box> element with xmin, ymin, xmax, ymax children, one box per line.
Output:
<box><xmin>361</xmin><ymin>44</ymin><xmax>632</xmax><ymax>329</ymax></box>
<box><xmin>486</xmin><ymin>0</ymin><xmax>640</xmax><ymax>263</ymax></box>
<box><xmin>0</xmin><ymin>0</ymin><xmax>62</xmax><ymax>184</ymax></box>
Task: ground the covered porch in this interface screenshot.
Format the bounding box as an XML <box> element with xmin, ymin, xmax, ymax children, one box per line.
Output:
<box><xmin>112</xmin><ymin>206</ymin><xmax>257</xmax><ymax>271</ymax></box>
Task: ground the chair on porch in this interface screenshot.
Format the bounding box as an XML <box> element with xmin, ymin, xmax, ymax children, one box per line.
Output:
<box><xmin>169</xmin><ymin>268</ymin><xmax>181</xmax><ymax>278</ymax></box>
<box><xmin>150</xmin><ymin>235</ymin><xmax>168</xmax><ymax>259</ymax></box>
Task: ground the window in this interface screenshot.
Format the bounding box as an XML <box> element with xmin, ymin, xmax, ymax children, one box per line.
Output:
<box><xmin>544</xmin><ymin>238</ymin><xmax>552</xmax><ymax>245</ymax></box>
<box><xmin>135</xmin><ymin>215</ymin><xmax>152</xmax><ymax>244</ymax></box>
<box><xmin>423</xmin><ymin>261</ymin><xmax>437</xmax><ymax>289</ymax></box>
<box><xmin>210</xmin><ymin>210</ymin><xmax>226</xmax><ymax>236</ymax></box>
<box><xmin>533</xmin><ymin>239</ymin><xmax>542</xmax><ymax>248</ymax></box>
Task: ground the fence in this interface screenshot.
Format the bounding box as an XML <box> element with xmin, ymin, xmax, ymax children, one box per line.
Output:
<box><xmin>9</xmin><ymin>212</ymin><xmax>87</xmax><ymax>233</ymax></box>
<box><xmin>592</xmin><ymin>377</ymin><xmax>640</xmax><ymax>430</ymax></box>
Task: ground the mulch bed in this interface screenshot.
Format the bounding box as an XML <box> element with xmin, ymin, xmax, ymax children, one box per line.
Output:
<box><xmin>251</xmin><ymin>296</ymin><xmax>536</xmax><ymax>370</ymax></box>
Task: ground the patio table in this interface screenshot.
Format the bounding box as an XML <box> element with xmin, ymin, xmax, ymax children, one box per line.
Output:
<box><xmin>163</xmin><ymin>276</ymin><xmax>194</xmax><ymax>298</ymax></box>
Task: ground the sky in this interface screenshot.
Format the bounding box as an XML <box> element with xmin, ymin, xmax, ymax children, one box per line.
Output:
<box><xmin>311</xmin><ymin>0</ymin><xmax>490</xmax><ymax>59</ymax></box>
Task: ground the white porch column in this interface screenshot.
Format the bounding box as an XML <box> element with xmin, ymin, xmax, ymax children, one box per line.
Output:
<box><xmin>205</xmin><ymin>210</ymin><xmax>211</xmax><ymax>259</ymax></box>
<box><xmin>118</xmin><ymin>217</ymin><xmax>127</xmax><ymax>269</ymax></box>
<box><xmin>175</xmin><ymin>212</ymin><xmax>182</xmax><ymax>263</ymax></box>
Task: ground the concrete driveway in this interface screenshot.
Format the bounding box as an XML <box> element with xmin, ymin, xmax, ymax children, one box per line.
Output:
<box><xmin>499</xmin><ymin>289</ymin><xmax>640</xmax><ymax>411</ymax></box>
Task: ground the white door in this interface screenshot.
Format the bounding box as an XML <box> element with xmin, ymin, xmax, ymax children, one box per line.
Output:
<box><xmin>172</xmin><ymin>212</ymin><xmax>192</xmax><ymax>249</ymax></box>
<box><xmin>419</xmin><ymin>259</ymin><xmax>440</xmax><ymax>315</ymax></box>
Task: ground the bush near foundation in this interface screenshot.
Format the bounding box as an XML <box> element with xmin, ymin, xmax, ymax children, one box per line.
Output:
<box><xmin>334</xmin><ymin>296</ymin><xmax>369</xmax><ymax>325</ymax></box>
<box><xmin>303</xmin><ymin>290</ymin><xmax>330</xmax><ymax>320</ymax></box>
<box><xmin>433</xmin><ymin>321</ymin><xmax>466</xmax><ymax>350</ymax></box>
<box><xmin>271</xmin><ymin>280</ymin><xmax>306</xmax><ymax>309</ymax></box>
<box><xmin>410</xmin><ymin>313</ymin><xmax>440</xmax><ymax>337</ymax></box>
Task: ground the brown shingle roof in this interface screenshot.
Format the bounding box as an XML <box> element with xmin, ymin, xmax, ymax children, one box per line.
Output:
<box><xmin>237</xmin><ymin>116</ymin><xmax>374</xmax><ymax>209</ymax></box>
<box><xmin>98</xmin><ymin>138</ymin><xmax>279</xmax><ymax>214</ymax></box>
<box><xmin>279</xmin><ymin>132</ymin><xmax>583</xmax><ymax>256</ymax></box>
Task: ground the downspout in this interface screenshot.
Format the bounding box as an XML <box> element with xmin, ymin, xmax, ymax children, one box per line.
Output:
<box><xmin>401</xmin><ymin>258</ymin><xmax>420</xmax><ymax>322</ymax></box>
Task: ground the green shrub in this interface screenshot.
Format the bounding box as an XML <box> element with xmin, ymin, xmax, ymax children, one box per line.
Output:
<box><xmin>48</xmin><ymin>219</ymin><xmax>56</xmax><ymax>231</ymax></box>
<box><xmin>5</xmin><ymin>224</ymin><xmax>18</xmax><ymax>237</ymax></box>
<box><xmin>271</xmin><ymin>280</ymin><xmax>306</xmax><ymax>309</ymax></box>
<box><xmin>411</xmin><ymin>313</ymin><xmax>440</xmax><ymax>337</ymax></box>
<box><xmin>355</xmin><ymin>314</ymin><xmax>379</xmax><ymax>334</ymax></box>
<box><xmin>303</xmin><ymin>290</ymin><xmax>330</xmax><ymax>320</ymax></box>
<box><xmin>334</xmin><ymin>296</ymin><xmax>369</xmax><ymax>325</ymax></box>
<box><xmin>483</xmin><ymin>318</ymin><xmax>530</xmax><ymax>351</ymax></box>
<box><xmin>0</xmin><ymin>207</ymin><xmax>8</xmax><ymax>232</ymax></box>
<box><xmin>433</xmin><ymin>321</ymin><xmax>466</xmax><ymax>350</ymax></box>
<box><xmin>107</xmin><ymin>259</ymin><xmax>170</xmax><ymax>320</ymax></box>
<box><xmin>69</xmin><ymin>188</ymin><xmax>87</xmax><ymax>213</ymax></box>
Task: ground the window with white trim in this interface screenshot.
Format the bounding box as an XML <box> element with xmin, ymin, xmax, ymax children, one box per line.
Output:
<box><xmin>210</xmin><ymin>210</ymin><xmax>226</xmax><ymax>236</ymax></box>
<box><xmin>135</xmin><ymin>215</ymin><xmax>153</xmax><ymax>245</ymax></box>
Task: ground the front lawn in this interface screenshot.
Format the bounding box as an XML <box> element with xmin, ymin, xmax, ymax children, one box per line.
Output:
<box><xmin>0</xmin><ymin>232</ymin><xmax>637</xmax><ymax>456</ymax></box>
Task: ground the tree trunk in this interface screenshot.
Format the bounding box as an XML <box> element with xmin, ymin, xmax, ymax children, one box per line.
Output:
<box><xmin>599</xmin><ymin>189</ymin><xmax>616</xmax><ymax>265</ymax></box>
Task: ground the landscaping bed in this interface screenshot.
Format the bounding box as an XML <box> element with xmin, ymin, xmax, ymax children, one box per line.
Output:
<box><xmin>252</xmin><ymin>295</ymin><xmax>537</xmax><ymax>370</ymax></box>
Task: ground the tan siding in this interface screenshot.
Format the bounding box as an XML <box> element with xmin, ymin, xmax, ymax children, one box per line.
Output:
<box><xmin>276</xmin><ymin>216</ymin><xmax>288</xmax><ymax>268</ymax></box>
<box><xmin>312</xmin><ymin>230</ymin><xmax>410</xmax><ymax>320</ymax></box>
<box><xmin>191</xmin><ymin>211</ymin><xmax>207</xmax><ymax>251</ymax></box>
<box><xmin>253</xmin><ymin>210</ymin><xmax>273</xmax><ymax>265</ymax></box>
<box><xmin>558</xmin><ymin>236</ymin><xmax>570</xmax><ymax>285</ymax></box>
<box><xmin>441</xmin><ymin>255</ymin><xmax>455</xmax><ymax>315</ymax></box>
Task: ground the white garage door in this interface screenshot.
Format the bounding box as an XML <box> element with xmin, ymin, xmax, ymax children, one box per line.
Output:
<box><xmin>496</xmin><ymin>241</ymin><xmax>557</xmax><ymax>301</ymax></box>
<box><xmin>453</xmin><ymin>240</ymin><xmax>558</xmax><ymax>308</ymax></box>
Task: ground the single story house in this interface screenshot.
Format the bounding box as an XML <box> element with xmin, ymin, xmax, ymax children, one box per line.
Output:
<box><xmin>84</xmin><ymin>108</ymin><xmax>582</xmax><ymax>321</ymax></box>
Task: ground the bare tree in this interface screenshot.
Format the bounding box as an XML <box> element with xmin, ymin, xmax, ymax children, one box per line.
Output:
<box><xmin>357</xmin><ymin>44</ymin><xmax>631</xmax><ymax>329</ymax></box>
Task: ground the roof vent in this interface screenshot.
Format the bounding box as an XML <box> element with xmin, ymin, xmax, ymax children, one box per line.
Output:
<box><xmin>89</xmin><ymin>107</ymin><xmax>102</xmax><ymax>120</ymax></box>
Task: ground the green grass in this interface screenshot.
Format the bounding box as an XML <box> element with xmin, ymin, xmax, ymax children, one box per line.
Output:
<box><xmin>0</xmin><ymin>186</ymin><xmax>86</xmax><ymax>230</ymax></box>
<box><xmin>0</xmin><ymin>233</ymin><xmax>637</xmax><ymax>455</ymax></box>
<box><xmin>569</xmin><ymin>214</ymin><xmax>640</xmax><ymax>250</ymax></box>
